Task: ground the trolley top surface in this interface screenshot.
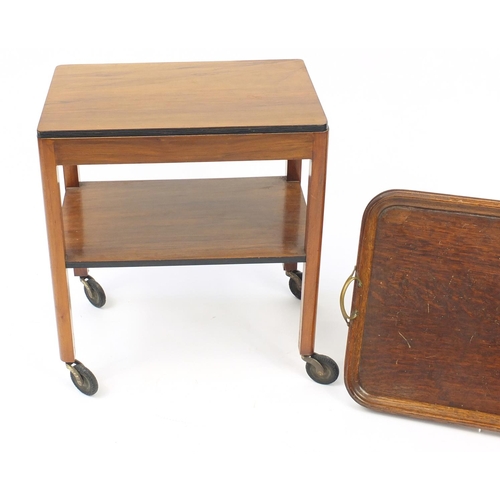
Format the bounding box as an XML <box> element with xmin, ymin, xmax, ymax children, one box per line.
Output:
<box><xmin>37</xmin><ymin>59</ymin><xmax>327</xmax><ymax>138</ymax></box>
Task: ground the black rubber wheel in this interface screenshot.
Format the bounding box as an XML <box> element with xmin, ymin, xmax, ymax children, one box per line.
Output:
<box><xmin>305</xmin><ymin>354</ymin><xmax>339</xmax><ymax>385</ymax></box>
<box><xmin>69</xmin><ymin>361</ymin><xmax>99</xmax><ymax>396</ymax></box>
<box><xmin>288</xmin><ymin>270</ymin><xmax>302</xmax><ymax>299</ymax></box>
<box><xmin>82</xmin><ymin>276</ymin><xmax>106</xmax><ymax>308</ymax></box>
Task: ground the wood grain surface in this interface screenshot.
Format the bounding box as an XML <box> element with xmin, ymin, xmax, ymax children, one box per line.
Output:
<box><xmin>52</xmin><ymin>133</ymin><xmax>314</xmax><ymax>165</ymax></box>
<box><xmin>345</xmin><ymin>190</ymin><xmax>500</xmax><ymax>431</ymax></box>
<box><xmin>62</xmin><ymin>176</ymin><xmax>306</xmax><ymax>267</ymax></box>
<box><xmin>38</xmin><ymin>60</ymin><xmax>327</xmax><ymax>138</ymax></box>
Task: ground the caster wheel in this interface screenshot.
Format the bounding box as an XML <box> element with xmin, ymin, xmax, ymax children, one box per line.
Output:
<box><xmin>67</xmin><ymin>361</ymin><xmax>98</xmax><ymax>396</ymax></box>
<box><xmin>81</xmin><ymin>276</ymin><xmax>106</xmax><ymax>308</ymax></box>
<box><xmin>304</xmin><ymin>354</ymin><xmax>339</xmax><ymax>385</ymax></box>
<box><xmin>287</xmin><ymin>270</ymin><xmax>302</xmax><ymax>299</ymax></box>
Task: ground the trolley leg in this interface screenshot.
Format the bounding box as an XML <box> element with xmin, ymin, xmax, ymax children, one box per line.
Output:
<box><xmin>39</xmin><ymin>141</ymin><xmax>75</xmax><ymax>363</ymax></box>
<box><xmin>286</xmin><ymin>159</ymin><xmax>302</xmax><ymax>183</ymax></box>
<box><xmin>298</xmin><ymin>132</ymin><xmax>338</xmax><ymax>385</ymax></box>
<box><xmin>284</xmin><ymin>159</ymin><xmax>302</xmax><ymax>274</ymax></box>
<box><xmin>284</xmin><ymin>263</ymin><xmax>299</xmax><ymax>272</ymax></box>
<box><xmin>282</xmin><ymin>159</ymin><xmax>303</xmax><ymax>297</ymax></box>
<box><xmin>62</xmin><ymin>165</ymin><xmax>89</xmax><ymax>279</ymax></box>
<box><xmin>63</xmin><ymin>164</ymin><xmax>79</xmax><ymax>188</ymax></box>
<box><xmin>73</xmin><ymin>268</ymin><xmax>89</xmax><ymax>277</ymax></box>
<box><xmin>299</xmin><ymin>132</ymin><xmax>327</xmax><ymax>357</ymax></box>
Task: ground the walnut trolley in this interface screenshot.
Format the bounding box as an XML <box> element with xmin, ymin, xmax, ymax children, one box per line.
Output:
<box><xmin>37</xmin><ymin>60</ymin><xmax>338</xmax><ymax>395</ymax></box>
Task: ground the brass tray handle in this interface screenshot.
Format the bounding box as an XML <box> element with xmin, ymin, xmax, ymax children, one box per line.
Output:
<box><xmin>340</xmin><ymin>268</ymin><xmax>362</xmax><ymax>326</ymax></box>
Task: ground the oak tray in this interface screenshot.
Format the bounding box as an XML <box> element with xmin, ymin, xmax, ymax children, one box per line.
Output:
<box><xmin>344</xmin><ymin>190</ymin><xmax>500</xmax><ymax>431</ymax></box>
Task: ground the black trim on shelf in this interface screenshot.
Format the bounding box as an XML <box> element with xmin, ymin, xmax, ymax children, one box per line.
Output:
<box><xmin>65</xmin><ymin>256</ymin><xmax>307</xmax><ymax>269</ymax></box>
<box><xmin>37</xmin><ymin>124</ymin><xmax>327</xmax><ymax>139</ymax></box>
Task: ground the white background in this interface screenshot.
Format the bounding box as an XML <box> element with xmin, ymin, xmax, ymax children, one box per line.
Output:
<box><xmin>2</xmin><ymin>1</ymin><xmax>500</xmax><ymax>498</ymax></box>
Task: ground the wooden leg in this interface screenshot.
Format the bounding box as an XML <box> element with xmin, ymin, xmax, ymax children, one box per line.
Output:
<box><xmin>299</xmin><ymin>132</ymin><xmax>328</xmax><ymax>356</ymax></box>
<box><xmin>286</xmin><ymin>159</ymin><xmax>302</xmax><ymax>182</ymax></box>
<box><xmin>39</xmin><ymin>141</ymin><xmax>75</xmax><ymax>363</ymax></box>
<box><xmin>63</xmin><ymin>164</ymin><xmax>79</xmax><ymax>188</ymax></box>
<box><xmin>63</xmin><ymin>165</ymin><xmax>89</xmax><ymax>278</ymax></box>
<box><xmin>284</xmin><ymin>159</ymin><xmax>302</xmax><ymax>272</ymax></box>
<box><xmin>73</xmin><ymin>268</ymin><xmax>89</xmax><ymax>277</ymax></box>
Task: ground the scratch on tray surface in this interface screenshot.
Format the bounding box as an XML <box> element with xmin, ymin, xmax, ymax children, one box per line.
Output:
<box><xmin>398</xmin><ymin>331</ymin><xmax>412</xmax><ymax>348</ymax></box>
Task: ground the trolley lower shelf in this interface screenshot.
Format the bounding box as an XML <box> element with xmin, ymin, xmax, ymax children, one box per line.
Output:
<box><xmin>62</xmin><ymin>176</ymin><xmax>307</xmax><ymax>268</ymax></box>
